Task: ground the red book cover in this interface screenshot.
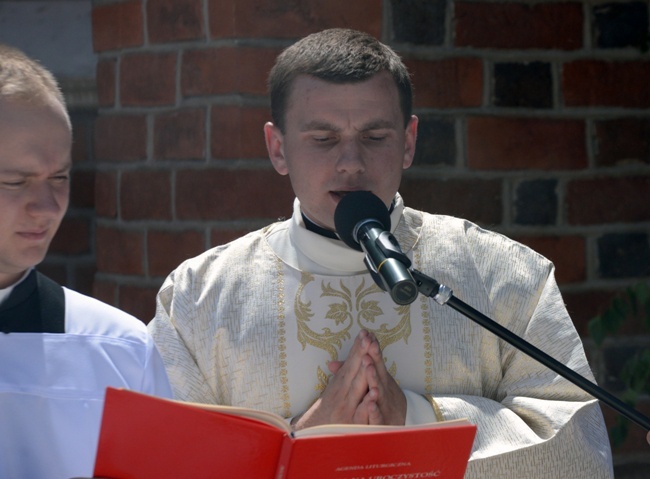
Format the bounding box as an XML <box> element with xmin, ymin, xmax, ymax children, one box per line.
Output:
<box><xmin>94</xmin><ymin>388</ymin><xmax>476</xmax><ymax>479</ymax></box>
<box><xmin>277</xmin><ymin>423</ymin><xmax>476</xmax><ymax>479</ymax></box>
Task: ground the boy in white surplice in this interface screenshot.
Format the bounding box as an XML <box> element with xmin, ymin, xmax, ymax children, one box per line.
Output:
<box><xmin>0</xmin><ymin>44</ymin><xmax>172</xmax><ymax>478</ymax></box>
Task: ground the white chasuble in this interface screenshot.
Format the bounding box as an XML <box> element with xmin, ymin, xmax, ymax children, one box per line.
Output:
<box><xmin>150</xmin><ymin>194</ymin><xmax>613</xmax><ymax>478</ymax></box>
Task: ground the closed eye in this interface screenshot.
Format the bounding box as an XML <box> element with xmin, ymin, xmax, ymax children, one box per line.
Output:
<box><xmin>1</xmin><ymin>180</ymin><xmax>25</xmax><ymax>188</ymax></box>
<box><xmin>363</xmin><ymin>130</ymin><xmax>390</xmax><ymax>142</ymax></box>
<box><xmin>309</xmin><ymin>132</ymin><xmax>338</xmax><ymax>144</ymax></box>
<box><xmin>50</xmin><ymin>174</ymin><xmax>70</xmax><ymax>183</ymax></box>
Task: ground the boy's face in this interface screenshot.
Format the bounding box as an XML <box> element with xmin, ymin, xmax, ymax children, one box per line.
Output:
<box><xmin>0</xmin><ymin>98</ymin><xmax>71</xmax><ymax>288</ymax></box>
<box><xmin>264</xmin><ymin>72</ymin><xmax>417</xmax><ymax>231</ymax></box>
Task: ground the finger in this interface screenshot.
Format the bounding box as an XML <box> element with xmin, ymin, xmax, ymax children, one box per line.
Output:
<box><xmin>366</xmin><ymin>333</ymin><xmax>382</xmax><ymax>363</ymax></box>
<box><xmin>329</xmin><ymin>330</ymin><xmax>373</xmax><ymax>384</ymax></box>
<box><xmin>353</xmin><ymin>388</ymin><xmax>381</xmax><ymax>425</ymax></box>
<box><xmin>363</xmin><ymin>355</ymin><xmax>379</xmax><ymax>391</ymax></box>
<box><xmin>348</xmin><ymin>329</ymin><xmax>373</xmax><ymax>361</ymax></box>
<box><xmin>365</xmin><ymin>335</ymin><xmax>394</xmax><ymax>389</ymax></box>
<box><xmin>321</xmin><ymin>355</ymin><xmax>372</xmax><ymax>419</ymax></box>
<box><xmin>366</xmin><ymin>389</ymin><xmax>382</xmax><ymax>425</ymax></box>
<box><xmin>359</xmin><ymin>339</ymin><xmax>407</xmax><ymax>426</ymax></box>
<box><xmin>328</xmin><ymin>360</ymin><xmax>344</xmax><ymax>374</ymax></box>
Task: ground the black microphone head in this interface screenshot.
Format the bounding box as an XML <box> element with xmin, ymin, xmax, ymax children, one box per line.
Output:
<box><xmin>334</xmin><ymin>191</ymin><xmax>391</xmax><ymax>251</ymax></box>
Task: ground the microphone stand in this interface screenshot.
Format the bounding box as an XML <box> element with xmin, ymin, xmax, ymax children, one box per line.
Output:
<box><xmin>408</xmin><ymin>267</ymin><xmax>650</xmax><ymax>433</ymax></box>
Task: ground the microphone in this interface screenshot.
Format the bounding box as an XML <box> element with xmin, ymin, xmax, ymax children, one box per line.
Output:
<box><xmin>334</xmin><ymin>191</ymin><xmax>419</xmax><ymax>305</ymax></box>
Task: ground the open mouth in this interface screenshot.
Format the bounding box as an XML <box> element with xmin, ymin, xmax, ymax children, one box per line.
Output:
<box><xmin>331</xmin><ymin>190</ymin><xmax>368</xmax><ymax>200</ymax></box>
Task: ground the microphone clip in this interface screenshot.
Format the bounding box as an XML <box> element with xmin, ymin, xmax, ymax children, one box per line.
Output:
<box><xmin>361</xmin><ymin>230</ymin><xmax>417</xmax><ymax>305</ymax></box>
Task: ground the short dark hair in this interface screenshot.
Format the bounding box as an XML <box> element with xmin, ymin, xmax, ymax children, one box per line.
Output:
<box><xmin>268</xmin><ymin>28</ymin><xmax>413</xmax><ymax>132</ymax></box>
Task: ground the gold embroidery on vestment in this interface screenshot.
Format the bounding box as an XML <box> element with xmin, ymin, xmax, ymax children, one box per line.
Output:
<box><xmin>414</xmin><ymin>248</ymin><xmax>434</xmax><ymax>395</ymax></box>
<box><xmin>294</xmin><ymin>272</ymin><xmax>413</xmax><ymax>390</ymax></box>
<box><xmin>275</xmin><ymin>256</ymin><xmax>291</xmax><ymax>417</ymax></box>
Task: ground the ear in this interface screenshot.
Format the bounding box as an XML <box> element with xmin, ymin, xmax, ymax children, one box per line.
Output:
<box><xmin>402</xmin><ymin>115</ymin><xmax>418</xmax><ymax>169</ymax></box>
<box><xmin>264</xmin><ymin>122</ymin><xmax>289</xmax><ymax>175</ymax></box>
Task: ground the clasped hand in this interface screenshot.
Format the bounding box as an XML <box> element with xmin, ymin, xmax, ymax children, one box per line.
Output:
<box><xmin>292</xmin><ymin>329</ymin><xmax>406</xmax><ymax>430</ymax></box>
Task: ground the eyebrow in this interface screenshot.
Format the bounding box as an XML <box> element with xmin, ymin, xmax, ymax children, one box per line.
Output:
<box><xmin>0</xmin><ymin>161</ymin><xmax>72</xmax><ymax>176</ymax></box>
<box><xmin>300</xmin><ymin>119</ymin><xmax>397</xmax><ymax>132</ymax></box>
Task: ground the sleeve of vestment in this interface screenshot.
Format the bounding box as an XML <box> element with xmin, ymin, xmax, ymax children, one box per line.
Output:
<box><xmin>148</xmin><ymin>267</ymin><xmax>218</xmax><ymax>404</ymax></box>
<box><xmin>424</xmin><ymin>224</ymin><xmax>613</xmax><ymax>478</ymax></box>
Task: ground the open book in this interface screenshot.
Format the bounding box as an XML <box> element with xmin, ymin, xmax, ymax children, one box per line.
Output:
<box><xmin>94</xmin><ymin>387</ymin><xmax>476</xmax><ymax>479</ymax></box>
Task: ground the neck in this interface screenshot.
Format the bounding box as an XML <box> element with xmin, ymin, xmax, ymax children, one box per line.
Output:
<box><xmin>0</xmin><ymin>269</ymin><xmax>28</xmax><ymax>290</ymax></box>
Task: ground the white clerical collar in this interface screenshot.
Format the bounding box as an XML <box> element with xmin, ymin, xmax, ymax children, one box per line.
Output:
<box><xmin>289</xmin><ymin>194</ymin><xmax>405</xmax><ymax>273</ymax></box>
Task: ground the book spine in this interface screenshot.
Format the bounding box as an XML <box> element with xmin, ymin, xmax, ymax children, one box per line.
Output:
<box><xmin>274</xmin><ymin>434</ymin><xmax>294</xmax><ymax>479</ymax></box>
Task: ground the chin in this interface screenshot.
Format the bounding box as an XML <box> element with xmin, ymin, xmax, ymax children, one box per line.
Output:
<box><xmin>20</xmin><ymin>249</ymin><xmax>49</xmax><ymax>269</ymax></box>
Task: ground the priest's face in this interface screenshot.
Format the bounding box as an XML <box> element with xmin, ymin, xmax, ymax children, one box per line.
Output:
<box><xmin>264</xmin><ymin>72</ymin><xmax>417</xmax><ymax>231</ymax></box>
<box><xmin>0</xmin><ymin>98</ymin><xmax>71</xmax><ymax>288</ymax></box>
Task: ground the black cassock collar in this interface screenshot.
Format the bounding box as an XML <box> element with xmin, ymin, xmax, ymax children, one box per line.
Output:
<box><xmin>0</xmin><ymin>270</ymin><xmax>65</xmax><ymax>334</ymax></box>
<box><xmin>301</xmin><ymin>199</ymin><xmax>396</xmax><ymax>241</ymax></box>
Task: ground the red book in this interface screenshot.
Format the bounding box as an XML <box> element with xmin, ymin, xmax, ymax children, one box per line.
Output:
<box><xmin>94</xmin><ymin>387</ymin><xmax>476</xmax><ymax>479</ymax></box>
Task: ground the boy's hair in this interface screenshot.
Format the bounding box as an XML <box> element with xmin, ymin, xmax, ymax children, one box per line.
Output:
<box><xmin>0</xmin><ymin>43</ymin><xmax>69</xmax><ymax>121</ymax></box>
<box><xmin>268</xmin><ymin>28</ymin><xmax>413</xmax><ymax>132</ymax></box>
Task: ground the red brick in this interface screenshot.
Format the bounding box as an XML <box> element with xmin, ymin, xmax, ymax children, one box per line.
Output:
<box><xmin>400</xmin><ymin>177</ymin><xmax>502</xmax><ymax>226</ymax></box>
<box><xmin>148</xmin><ymin>230</ymin><xmax>205</xmax><ymax>277</ymax></box>
<box><xmin>92</xmin><ymin>1</ymin><xmax>144</xmax><ymax>52</ymax></box>
<box><xmin>154</xmin><ymin>108</ymin><xmax>206</xmax><ymax>160</ymax></box>
<box><xmin>70</xmin><ymin>169</ymin><xmax>95</xmax><ymax>209</ymax></box>
<box><xmin>211</xmin><ymin>106</ymin><xmax>270</xmax><ymax>159</ymax></box>
<box><xmin>95</xmin><ymin>171</ymin><xmax>118</xmax><ymax>218</ymax></box>
<box><xmin>181</xmin><ymin>47</ymin><xmax>278</xmax><ymax>97</ymax></box>
<box><xmin>563</xmin><ymin>289</ymin><xmax>618</xmax><ymax>337</ymax></box>
<box><xmin>118</xmin><ymin>285</ymin><xmax>160</xmax><ymax>324</ymax></box>
<box><xmin>93</xmin><ymin>280</ymin><xmax>118</xmax><ymax>307</ymax></box>
<box><xmin>514</xmin><ymin>236</ymin><xmax>586</xmax><ymax>285</ymax></box>
<box><xmin>72</xmin><ymin>263</ymin><xmax>97</xmax><ymax>297</ymax></box>
<box><xmin>208</xmin><ymin>0</ymin><xmax>381</xmax><ymax>39</ymax></box>
<box><xmin>120</xmin><ymin>52</ymin><xmax>176</xmax><ymax>106</ymax></box>
<box><xmin>71</xmin><ymin>118</ymin><xmax>90</xmax><ymax>163</ymax></box>
<box><xmin>96</xmin><ymin>226</ymin><xmax>145</xmax><ymax>275</ymax></box>
<box><xmin>50</xmin><ymin>218</ymin><xmax>91</xmax><ymax>255</ymax></box>
<box><xmin>405</xmin><ymin>57</ymin><xmax>483</xmax><ymax>108</ymax></box>
<box><xmin>466</xmin><ymin>117</ymin><xmax>587</xmax><ymax>170</ymax></box>
<box><xmin>563</xmin><ymin>60</ymin><xmax>650</xmax><ymax>108</ymax></box>
<box><xmin>96</xmin><ymin>59</ymin><xmax>116</xmax><ymax>107</ymax></box>
<box><xmin>455</xmin><ymin>2</ymin><xmax>582</xmax><ymax>50</ymax></box>
<box><xmin>94</xmin><ymin>114</ymin><xmax>147</xmax><ymax>162</ymax></box>
<box><xmin>176</xmin><ymin>169</ymin><xmax>294</xmax><ymax>220</ymax></box>
<box><xmin>120</xmin><ymin>170</ymin><xmax>172</xmax><ymax>221</ymax></box>
<box><xmin>147</xmin><ymin>0</ymin><xmax>204</xmax><ymax>43</ymax></box>
<box><xmin>595</xmin><ymin>119</ymin><xmax>650</xmax><ymax>167</ymax></box>
<box><xmin>567</xmin><ymin>176</ymin><xmax>650</xmax><ymax>225</ymax></box>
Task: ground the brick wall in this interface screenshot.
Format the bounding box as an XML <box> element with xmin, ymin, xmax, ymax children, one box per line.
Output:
<box><xmin>84</xmin><ymin>0</ymin><xmax>650</xmax><ymax>470</ymax></box>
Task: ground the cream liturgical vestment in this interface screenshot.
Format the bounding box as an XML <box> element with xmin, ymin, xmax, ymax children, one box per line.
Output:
<box><xmin>149</xmin><ymin>194</ymin><xmax>614</xmax><ymax>478</ymax></box>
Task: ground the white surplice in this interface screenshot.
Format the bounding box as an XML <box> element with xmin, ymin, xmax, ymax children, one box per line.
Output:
<box><xmin>0</xmin><ymin>285</ymin><xmax>172</xmax><ymax>479</ymax></box>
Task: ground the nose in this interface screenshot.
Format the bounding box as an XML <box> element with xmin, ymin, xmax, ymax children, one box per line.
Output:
<box><xmin>26</xmin><ymin>181</ymin><xmax>66</xmax><ymax>217</ymax></box>
<box><xmin>336</xmin><ymin>139</ymin><xmax>366</xmax><ymax>174</ymax></box>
